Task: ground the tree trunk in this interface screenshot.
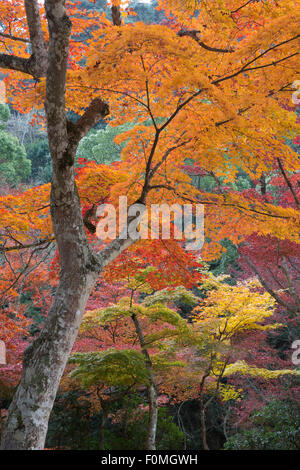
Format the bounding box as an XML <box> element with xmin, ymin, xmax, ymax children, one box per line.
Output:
<box><xmin>131</xmin><ymin>313</ymin><xmax>158</xmax><ymax>450</ymax></box>
<box><xmin>1</xmin><ymin>1</ymin><xmax>88</xmax><ymax>449</ymax></box>
<box><xmin>199</xmin><ymin>399</ymin><xmax>209</xmax><ymax>450</ymax></box>
<box><xmin>147</xmin><ymin>381</ymin><xmax>158</xmax><ymax>450</ymax></box>
<box><xmin>98</xmin><ymin>406</ymin><xmax>108</xmax><ymax>451</ymax></box>
<box><xmin>0</xmin><ymin>272</ymin><xmax>97</xmax><ymax>449</ymax></box>
<box><xmin>0</xmin><ymin>0</ymin><xmax>141</xmax><ymax>450</ymax></box>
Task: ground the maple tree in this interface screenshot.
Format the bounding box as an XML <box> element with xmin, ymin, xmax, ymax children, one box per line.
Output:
<box><xmin>0</xmin><ymin>0</ymin><xmax>299</xmax><ymax>450</ymax></box>
<box><xmin>222</xmin><ymin>300</ymin><xmax>300</xmax><ymax>428</ymax></box>
<box><xmin>175</xmin><ymin>272</ymin><xmax>300</xmax><ymax>450</ymax></box>
<box><xmin>75</xmin><ymin>269</ymin><xmax>196</xmax><ymax>450</ymax></box>
<box><xmin>68</xmin><ymin>348</ymin><xmax>149</xmax><ymax>450</ymax></box>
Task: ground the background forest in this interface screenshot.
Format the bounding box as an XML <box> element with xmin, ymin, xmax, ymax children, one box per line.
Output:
<box><xmin>0</xmin><ymin>0</ymin><xmax>300</xmax><ymax>451</ymax></box>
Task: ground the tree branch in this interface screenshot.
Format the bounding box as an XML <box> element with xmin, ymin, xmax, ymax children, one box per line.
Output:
<box><xmin>277</xmin><ymin>158</ymin><xmax>300</xmax><ymax>209</ymax></box>
<box><xmin>240</xmin><ymin>252</ymin><xmax>298</xmax><ymax>315</ymax></box>
<box><xmin>178</xmin><ymin>29</ymin><xmax>234</xmax><ymax>53</ymax></box>
<box><xmin>231</xmin><ymin>0</ymin><xmax>255</xmax><ymax>15</ymax></box>
<box><xmin>67</xmin><ymin>98</ymin><xmax>109</xmax><ymax>146</ymax></box>
<box><xmin>0</xmin><ymin>238</ymin><xmax>55</xmax><ymax>253</ymax></box>
<box><xmin>24</xmin><ymin>0</ymin><xmax>48</xmax><ymax>69</ymax></box>
<box><xmin>212</xmin><ymin>35</ymin><xmax>300</xmax><ymax>85</ymax></box>
<box><xmin>0</xmin><ymin>53</ymin><xmax>32</xmax><ymax>75</ymax></box>
<box><xmin>0</xmin><ymin>0</ymin><xmax>47</xmax><ymax>78</ymax></box>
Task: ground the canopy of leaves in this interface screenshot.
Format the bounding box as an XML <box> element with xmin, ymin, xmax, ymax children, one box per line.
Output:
<box><xmin>69</xmin><ymin>349</ymin><xmax>150</xmax><ymax>387</ymax></box>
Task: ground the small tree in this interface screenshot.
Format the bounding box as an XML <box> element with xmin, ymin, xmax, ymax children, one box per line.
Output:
<box><xmin>69</xmin><ymin>348</ymin><xmax>149</xmax><ymax>449</ymax></box>
<box><xmin>188</xmin><ymin>274</ymin><xmax>297</xmax><ymax>450</ymax></box>
<box><xmin>78</xmin><ymin>269</ymin><xmax>197</xmax><ymax>449</ymax></box>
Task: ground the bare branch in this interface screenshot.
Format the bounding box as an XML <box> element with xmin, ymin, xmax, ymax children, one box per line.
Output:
<box><xmin>0</xmin><ymin>0</ymin><xmax>47</xmax><ymax>78</ymax></box>
<box><xmin>67</xmin><ymin>98</ymin><xmax>109</xmax><ymax>146</ymax></box>
<box><xmin>0</xmin><ymin>238</ymin><xmax>55</xmax><ymax>253</ymax></box>
<box><xmin>0</xmin><ymin>53</ymin><xmax>32</xmax><ymax>75</ymax></box>
<box><xmin>178</xmin><ymin>29</ymin><xmax>234</xmax><ymax>53</ymax></box>
<box><xmin>0</xmin><ymin>32</ymin><xmax>30</xmax><ymax>43</ymax></box>
<box><xmin>277</xmin><ymin>158</ymin><xmax>300</xmax><ymax>209</ymax></box>
<box><xmin>240</xmin><ymin>252</ymin><xmax>298</xmax><ymax>315</ymax></box>
<box><xmin>24</xmin><ymin>0</ymin><xmax>47</xmax><ymax>68</ymax></box>
<box><xmin>213</xmin><ymin>35</ymin><xmax>300</xmax><ymax>85</ymax></box>
<box><xmin>231</xmin><ymin>0</ymin><xmax>255</xmax><ymax>15</ymax></box>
